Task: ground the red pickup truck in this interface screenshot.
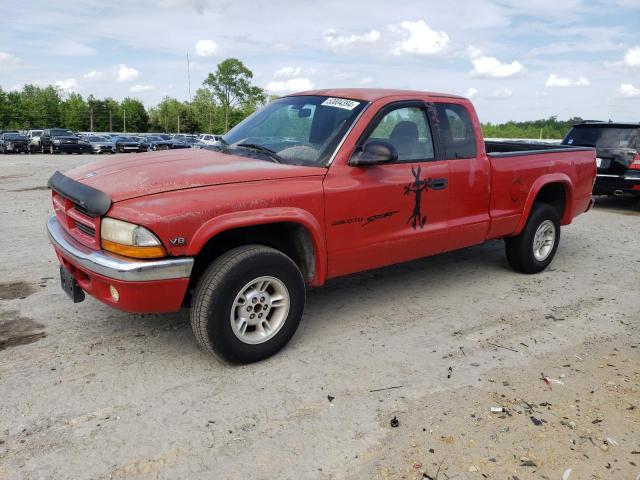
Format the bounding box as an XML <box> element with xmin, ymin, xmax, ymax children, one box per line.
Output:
<box><xmin>47</xmin><ymin>89</ymin><xmax>596</xmax><ymax>363</ymax></box>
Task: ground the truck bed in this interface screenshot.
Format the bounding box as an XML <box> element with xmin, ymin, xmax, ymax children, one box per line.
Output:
<box><xmin>486</xmin><ymin>140</ymin><xmax>593</xmax><ymax>157</ymax></box>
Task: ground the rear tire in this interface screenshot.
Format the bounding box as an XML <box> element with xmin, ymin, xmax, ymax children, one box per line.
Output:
<box><xmin>190</xmin><ymin>245</ymin><xmax>305</xmax><ymax>363</ymax></box>
<box><xmin>505</xmin><ymin>203</ymin><xmax>560</xmax><ymax>274</ymax></box>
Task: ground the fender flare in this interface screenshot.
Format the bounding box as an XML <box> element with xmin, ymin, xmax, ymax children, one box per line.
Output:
<box><xmin>187</xmin><ymin>207</ymin><xmax>327</xmax><ymax>286</ymax></box>
<box><xmin>514</xmin><ymin>173</ymin><xmax>574</xmax><ymax>235</ymax></box>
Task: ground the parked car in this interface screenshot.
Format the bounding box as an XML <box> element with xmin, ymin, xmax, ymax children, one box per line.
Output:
<box><xmin>169</xmin><ymin>136</ymin><xmax>190</xmax><ymax>149</ymax></box>
<box><xmin>46</xmin><ymin>88</ymin><xmax>596</xmax><ymax>363</ymax></box>
<box><xmin>26</xmin><ymin>129</ymin><xmax>43</xmax><ymax>153</ymax></box>
<box><xmin>111</xmin><ymin>135</ymin><xmax>143</xmax><ymax>153</ymax></box>
<box><xmin>0</xmin><ymin>132</ymin><xmax>30</xmax><ymax>154</ymax></box>
<box><xmin>40</xmin><ymin>128</ymin><xmax>84</xmax><ymax>154</ymax></box>
<box><xmin>181</xmin><ymin>136</ymin><xmax>207</xmax><ymax>148</ymax></box>
<box><xmin>140</xmin><ymin>135</ymin><xmax>174</xmax><ymax>151</ymax></box>
<box><xmin>198</xmin><ymin>134</ymin><xmax>222</xmax><ymax>145</ymax></box>
<box><xmin>82</xmin><ymin>135</ymin><xmax>116</xmax><ymax>154</ymax></box>
<box><xmin>562</xmin><ymin>121</ymin><xmax>640</xmax><ymax>198</ymax></box>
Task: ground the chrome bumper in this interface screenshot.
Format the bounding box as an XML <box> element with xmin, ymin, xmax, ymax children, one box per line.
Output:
<box><xmin>47</xmin><ymin>215</ymin><xmax>194</xmax><ymax>282</ymax></box>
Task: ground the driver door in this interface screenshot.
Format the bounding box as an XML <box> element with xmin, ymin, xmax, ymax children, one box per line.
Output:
<box><xmin>323</xmin><ymin>101</ymin><xmax>450</xmax><ymax>278</ymax></box>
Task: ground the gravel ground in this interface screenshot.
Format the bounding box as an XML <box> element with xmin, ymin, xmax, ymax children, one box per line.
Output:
<box><xmin>0</xmin><ymin>154</ymin><xmax>638</xmax><ymax>480</ymax></box>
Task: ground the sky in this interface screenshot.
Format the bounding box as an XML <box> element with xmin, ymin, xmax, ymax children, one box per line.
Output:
<box><xmin>1</xmin><ymin>0</ymin><xmax>639</xmax><ymax>123</ymax></box>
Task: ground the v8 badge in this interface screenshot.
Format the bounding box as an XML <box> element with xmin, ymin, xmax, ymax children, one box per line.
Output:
<box><xmin>169</xmin><ymin>237</ymin><xmax>186</xmax><ymax>246</ymax></box>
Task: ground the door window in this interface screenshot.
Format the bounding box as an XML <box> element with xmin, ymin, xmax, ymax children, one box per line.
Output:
<box><xmin>365</xmin><ymin>107</ymin><xmax>435</xmax><ymax>162</ymax></box>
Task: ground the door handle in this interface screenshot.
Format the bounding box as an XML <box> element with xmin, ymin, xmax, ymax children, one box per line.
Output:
<box><xmin>431</xmin><ymin>178</ymin><xmax>448</xmax><ymax>190</ymax></box>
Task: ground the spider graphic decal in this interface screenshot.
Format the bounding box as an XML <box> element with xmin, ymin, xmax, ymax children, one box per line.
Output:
<box><xmin>403</xmin><ymin>166</ymin><xmax>436</xmax><ymax>230</ymax></box>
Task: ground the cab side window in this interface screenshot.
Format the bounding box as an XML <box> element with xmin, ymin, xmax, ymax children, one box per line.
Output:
<box><xmin>436</xmin><ymin>103</ymin><xmax>477</xmax><ymax>159</ymax></box>
<box><xmin>365</xmin><ymin>107</ymin><xmax>435</xmax><ymax>162</ymax></box>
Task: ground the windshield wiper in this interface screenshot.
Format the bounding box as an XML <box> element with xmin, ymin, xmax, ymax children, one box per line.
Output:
<box><xmin>236</xmin><ymin>143</ymin><xmax>282</xmax><ymax>163</ymax></box>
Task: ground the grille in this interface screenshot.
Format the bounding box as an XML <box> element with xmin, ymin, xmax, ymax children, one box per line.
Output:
<box><xmin>75</xmin><ymin>222</ymin><xmax>96</xmax><ymax>237</ymax></box>
<box><xmin>73</xmin><ymin>203</ymin><xmax>96</xmax><ymax>218</ymax></box>
<box><xmin>52</xmin><ymin>191</ymin><xmax>101</xmax><ymax>250</ymax></box>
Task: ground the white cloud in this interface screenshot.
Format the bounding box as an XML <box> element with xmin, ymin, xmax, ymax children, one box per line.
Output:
<box><xmin>266</xmin><ymin>78</ymin><xmax>314</xmax><ymax>94</ymax></box>
<box><xmin>83</xmin><ymin>70</ymin><xmax>102</xmax><ymax>80</ymax></box>
<box><xmin>465</xmin><ymin>87</ymin><xmax>479</xmax><ymax>98</ymax></box>
<box><xmin>195</xmin><ymin>39</ymin><xmax>218</xmax><ymax>58</ymax></box>
<box><xmin>545</xmin><ymin>74</ymin><xmax>590</xmax><ymax>87</ymax></box>
<box><xmin>623</xmin><ymin>46</ymin><xmax>640</xmax><ymax>67</ymax></box>
<box><xmin>274</xmin><ymin>66</ymin><xmax>301</xmax><ymax>78</ymax></box>
<box><xmin>488</xmin><ymin>88</ymin><xmax>513</xmax><ymax>99</ymax></box>
<box><xmin>117</xmin><ymin>64</ymin><xmax>139</xmax><ymax>82</ymax></box>
<box><xmin>323</xmin><ymin>28</ymin><xmax>381</xmax><ymax>50</ymax></box>
<box><xmin>389</xmin><ymin>20</ymin><xmax>449</xmax><ymax>55</ymax></box>
<box><xmin>466</xmin><ymin>45</ymin><xmax>483</xmax><ymax>59</ymax></box>
<box><xmin>619</xmin><ymin>83</ymin><xmax>640</xmax><ymax>97</ymax></box>
<box><xmin>359</xmin><ymin>76</ymin><xmax>374</xmax><ymax>85</ymax></box>
<box><xmin>54</xmin><ymin>78</ymin><xmax>78</xmax><ymax>92</ymax></box>
<box><xmin>130</xmin><ymin>84</ymin><xmax>155</xmax><ymax>93</ymax></box>
<box><xmin>0</xmin><ymin>52</ymin><xmax>20</xmax><ymax>66</ymax></box>
<box><xmin>471</xmin><ymin>56</ymin><xmax>524</xmax><ymax>78</ymax></box>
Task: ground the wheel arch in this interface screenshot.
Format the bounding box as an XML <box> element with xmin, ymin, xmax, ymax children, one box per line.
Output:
<box><xmin>514</xmin><ymin>175</ymin><xmax>574</xmax><ymax>235</ymax></box>
<box><xmin>187</xmin><ymin>208</ymin><xmax>327</xmax><ymax>287</ymax></box>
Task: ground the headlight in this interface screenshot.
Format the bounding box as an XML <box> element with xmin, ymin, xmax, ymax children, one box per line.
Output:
<box><xmin>53</xmin><ymin>139</ymin><xmax>61</xmax><ymax>144</ymax></box>
<box><xmin>100</xmin><ymin>217</ymin><xmax>166</xmax><ymax>259</ymax></box>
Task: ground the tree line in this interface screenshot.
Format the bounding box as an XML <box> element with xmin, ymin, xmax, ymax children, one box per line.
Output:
<box><xmin>0</xmin><ymin>58</ymin><xmax>267</xmax><ymax>134</ymax></box>
<box><xmin>481</xmin><ymin>116</ymin><xmax>584</xmax><ymax>140</ymax></box>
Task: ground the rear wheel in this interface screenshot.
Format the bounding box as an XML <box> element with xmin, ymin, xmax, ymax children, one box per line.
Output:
<box><xmin>190</xmin><ymin>245</ymin><xmax>305</xmax><ymax>363</ymax></box>
<box><xmin>49</xmin><ymin>145</ymin><xmax>55</xmax><ymax>155</ymax></box>
<box><xmin>505</xmin><ymin>203</ymin><xmax>560</xmax><ymax>274</ymax></box>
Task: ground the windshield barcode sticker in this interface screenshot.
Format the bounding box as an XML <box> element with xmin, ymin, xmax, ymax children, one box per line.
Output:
<box><xmin>321</xmin><ymin>97</ymin><xmax>360</xmax><ymax>110</ymax></box>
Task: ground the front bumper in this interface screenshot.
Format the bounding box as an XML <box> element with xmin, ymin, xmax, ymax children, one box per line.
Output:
<box><xmin>47</xmin><ymin>215</ymin><xmax>194</xmax><ymax>313</ymax></box>
<box><xmin>4</xmin><ymin>142</ymin><xmax>28</xmax><ymax>152</ymax></box>
<box><xmin>92</xmin><ymin>145</ymin><xmax>115</xmax><ymax>154</ymax></box>
<box><xmin>52</xmin><ymin>143</ymin><xmax>83</xmax><ymax>152</ymax></box>
<box><xmin>594</xmin><ymin>172</ymin><xmax>640</xmax><ymax>195</ymax></box>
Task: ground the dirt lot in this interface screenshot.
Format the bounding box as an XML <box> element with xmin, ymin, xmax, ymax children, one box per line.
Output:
<box><xmin>0</xmin><ymin>154</ymin><xmax>638</xmax><ymax>480</ymax></box>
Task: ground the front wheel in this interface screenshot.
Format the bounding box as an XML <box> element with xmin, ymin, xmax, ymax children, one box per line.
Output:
<box><xmin>190</xmin><ymin>245</ymin><xmax>305</xmax><ymax>363</ymax></box>
<box><xmin>505</xmin><ymin>203</ymin><xmax>560</xmax><ymax>274</ymax></box>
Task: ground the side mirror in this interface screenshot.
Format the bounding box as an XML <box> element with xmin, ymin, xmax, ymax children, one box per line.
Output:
<box><xmin>349</xmin><ymin>140</ymin><xmax>398</xmax><ymax>167</ymax></box>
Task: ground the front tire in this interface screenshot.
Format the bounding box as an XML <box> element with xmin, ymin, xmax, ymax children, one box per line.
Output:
<box><xmin>190</xmin><ymin>245</ymin><xmax>305</xmax><ymax>363</ymax></box>
<box><xmin>505</xmin><ymin>203</ymin><xmax>560</xmax><ymax>274</ymax></box>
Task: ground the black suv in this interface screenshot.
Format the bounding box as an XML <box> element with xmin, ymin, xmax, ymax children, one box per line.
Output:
<box><xmin>562</xmin><ymin>122</ymin><xmax>640</xmax><ymax>197</ymax></box>
<box><xmin>0</xmin><ymin>132</ymin><xmax>29</xmax><ymax>154</ymax></box>
<box><xmin>40</xmin><ymin>128</ymin><xmax>84</xmax><ymax>154</ymax></box>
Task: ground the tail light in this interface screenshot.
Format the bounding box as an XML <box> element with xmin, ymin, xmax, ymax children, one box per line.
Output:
<box><xmin>630</xmin><ymin>153</ymin><xmax>640</xmax><ymax>170</ymax></box>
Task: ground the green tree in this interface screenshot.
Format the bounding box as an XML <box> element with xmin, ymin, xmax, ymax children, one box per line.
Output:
<box><xmin>121</xmin><ymin>97</ymin><xmax>149</xmax><ymax>133</ymax></box>
<box><xmin>192</xmin><ymin>87</ymin><xmax>220</xmax><ymax>133</ymax></box>
<box><xmin>61</xmin><ymin>93</ymin><xmax>89</xmax><ymax>131</ymax></box>
<box><xmin>202</xmin><ymin>58</ymin><xmax>266</xmax><ymax>132</ymax></box>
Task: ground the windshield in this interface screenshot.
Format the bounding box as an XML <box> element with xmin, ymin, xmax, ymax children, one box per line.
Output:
<box><xmin>5</xmin><ymin>133</ymin><xmax>26</xmax><ymax>140</ymax></box>
<box><xmin>117</xmin><ymin>137</ymin><xmax>135</xmax><ymax>142</ymax></box>
<box><xmin>88</xmin><ymin>136</ymin><xmax>107</xmax><ymax>142</ymax></box>
<box><xmin>222</xmin><ymin>95</ymin><xmax>367</xmax><ymax>166</ymax></box>
<box><xmin>146</xmin><ymin>136</ymin><xmax>162</xmax><ymax>141</ymax></box>
<box><xmin>51</xmin><ymin>129</ymin><xmax>74</xmax><ymax>136</ymax></box>
<box><xmin>563</xmin><ymin>126</ymin><xmax>639</xmax><ymax>150</ymax></box>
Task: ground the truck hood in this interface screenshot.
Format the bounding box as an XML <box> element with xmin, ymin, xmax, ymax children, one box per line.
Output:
<box><xmin>67</xmin><ymin>148</ymin><xmax>327</xmax><ymax>202</ymax></box>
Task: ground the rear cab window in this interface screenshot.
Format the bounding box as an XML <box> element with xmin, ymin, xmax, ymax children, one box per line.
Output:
<box><xmin>434</xmin><ymin>103</ymin><xmax>477</xmax><ymax>159</ymax></box>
